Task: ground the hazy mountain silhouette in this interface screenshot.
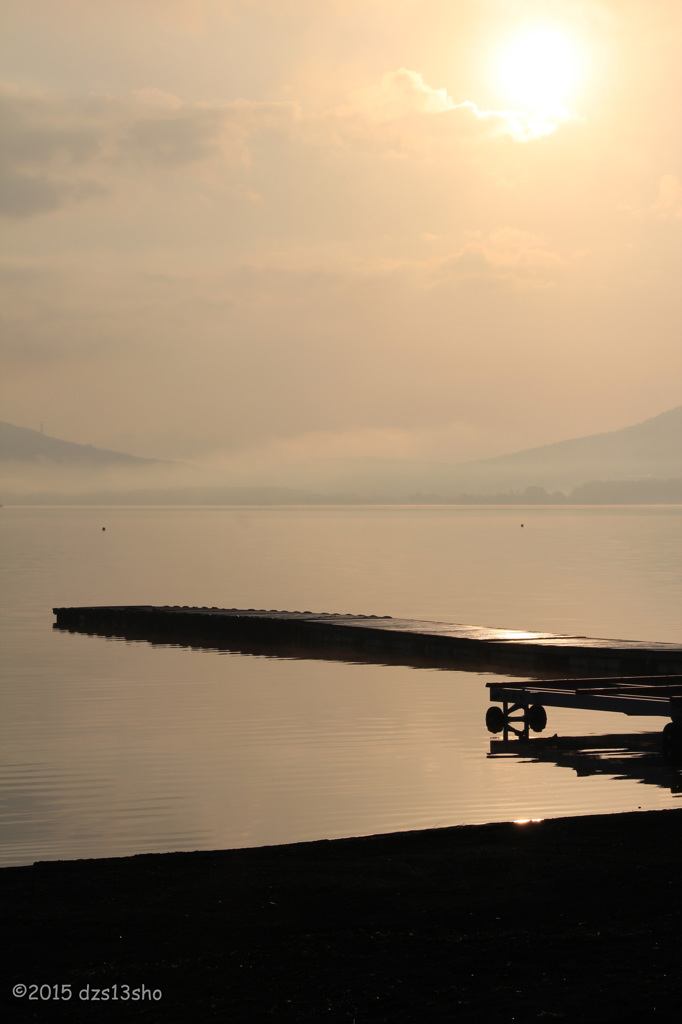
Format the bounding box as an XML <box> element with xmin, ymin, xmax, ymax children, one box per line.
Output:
<box><xmin>0</xmin><ymin>421</ymin><xmax>184</xmax><ymax>500</ymax></box>
<box><xmin>453</xmin><ymin>404</ymin><xmax>681</xmax><ymax>493</ymax></box>
<box><xmin>0</xmin><ymin>421</ymin><xmax>166</xmax><ymax>466</ymax></box>
<box><xmin>1</xmin><ymin>406</ymin><xmax>680</xmax><ymax>503</ymax></box>
<box><xmin>267</xmin><ymin>405</ymin><xmax>682</xmax><ymax>499</ymax></box>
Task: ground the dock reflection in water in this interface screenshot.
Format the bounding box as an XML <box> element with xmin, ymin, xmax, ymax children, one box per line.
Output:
<box><xmin>488</xmin><ymin>731</ymin><xmax>682</xmax><ymax>795</ymax></box>
<box><xmin>485</xmin><ymin>684</ymin><xmax>682</xmax><ymax>795</ymax></box>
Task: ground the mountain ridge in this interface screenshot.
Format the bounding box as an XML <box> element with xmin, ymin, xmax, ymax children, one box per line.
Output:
<box><xmin>1</xmin><ymin>405</ymin><xmax>680</xmax><ymax>502</ymax></box>
<box><xmin>0</xmin><ymin>421</ymin><xmax>169</xmax><ymax>466</ymax></box>
<box><xmin>257</xmin><ymin>405</ymin><xmax>682</xmax><ymax>498</ymax></box>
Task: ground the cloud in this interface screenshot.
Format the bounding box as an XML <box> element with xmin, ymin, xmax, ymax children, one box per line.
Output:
<box><xmin>324</xmin><ymin>68</ymin><xmax>577</xmax><ymax>152</ymax></box>
<box><xmin>121</xmin><ymin>109</ymin><xmax>233</xmax><ymax>166</ymax></box>
<box><xmin>0</xmin><ymin>170</ymin><xmax>107</xmax><ymax>219</ymax></box>
<box><xmin>357</xmin><ymin>67</ymin><xmax>456</xmax><ymax>120</ymax></box>
<box><xmin>0</xmin><ymin>86</ymin><xmax>107</xmax><ymax>217</ymax></box>
<box><xmin>427</xmin><ymin>229</ymin><xmax>568</xmax><ymax>291</ymax></box>
<box><xmin>118</xmin><ymin>94</ymin><xmax>299</xmax><ymax>167</ymax></box>
<box><xmin>0</xmin><ymin>84</ymin><xmax>299</xmax><ymax>218</ymax></box>
<box><xmin>0</xmin><ymin>64</ymin><xmax>579</xmax><ymax>221</ymax></box>
<box><xmin>367</xmin><ymin>68</ymin><xmax>574</xmax><ymax>141</ymax></box>
<box><xmin>455</xmin><ymin>101</ymin><xmax>576</xmax><ymax>143</ymax></box>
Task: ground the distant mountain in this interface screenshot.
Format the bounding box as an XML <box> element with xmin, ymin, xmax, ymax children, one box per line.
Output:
<box><xmin>1</xmin><ymin>406</ymin><xmax>680</xmax><ymax>503</ymax></box>
<box><xmin>0</xmin><ymin>421</ymin><xmax>185</xmax><ymax>501</ymax></box>
<box><xmin>453</xmin><ymin>405</ymin><xmax>682</xmax><ymax>493</ymax></box>
<box><xmin>265</xmin><ymin>406</ymin><xmax>682</xmax><ymax>499</ymax></box>
<box><xmin>0</xmin><ymin>421</ymin><xmax>164</xmax><ymax>466</ymax></box>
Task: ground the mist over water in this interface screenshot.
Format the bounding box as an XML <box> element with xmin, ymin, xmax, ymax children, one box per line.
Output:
<box><xmin>1</xmin><ymin>505</ymin><xmax>680</xmax><ymax>867</ymax></box>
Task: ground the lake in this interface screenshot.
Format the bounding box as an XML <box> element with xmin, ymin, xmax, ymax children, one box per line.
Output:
<box><xmin>1</xmin><ymin>504</ymin><xmax>680</xmax><ymax>867</ymax></box>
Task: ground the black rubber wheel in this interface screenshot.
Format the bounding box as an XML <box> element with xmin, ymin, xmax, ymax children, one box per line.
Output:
<box><xmin>486</xmin><ymin>706</ymin><xmax>506</xmax><ymax>734</ymax></box>
<box><xmin>662</xmin><ymin>721</ymin><xmax>682</xmax><ymax>759</ymax></box>
<box><xmin>527</xmin><ymin>704</ymin><xmax>548</xmax><ymax>732</ymax></box>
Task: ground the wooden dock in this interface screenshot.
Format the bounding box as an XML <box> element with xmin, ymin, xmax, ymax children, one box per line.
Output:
<box><xmin>52</xmin><ymin>605</ymin><xmax>682</xmax><ymax>678</ymax></box>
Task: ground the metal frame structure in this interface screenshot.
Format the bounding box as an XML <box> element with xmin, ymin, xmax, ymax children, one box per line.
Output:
<box><xmin>486</xmin><ymin>675</ymin><xmax>682</xmax><ymax>756</ymax></box>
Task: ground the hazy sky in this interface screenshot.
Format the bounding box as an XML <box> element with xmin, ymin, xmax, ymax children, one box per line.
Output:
<box><xmin>1</xmin><ymin>0</ymin><xmax>680</xmax><ymax>466</ymax></box>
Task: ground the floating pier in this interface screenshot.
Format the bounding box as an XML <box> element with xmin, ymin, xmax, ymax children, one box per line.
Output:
<box><xmin>52</xmin><ymin>605</ymin><xmax>682</xmax><ymax>678</ymax></box>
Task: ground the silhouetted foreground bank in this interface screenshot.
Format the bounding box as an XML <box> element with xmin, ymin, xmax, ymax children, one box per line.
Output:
<box><xmin>3</xmin><ymin>809</ymin><xmax>681</xmax><ymax>1023</ymax></box>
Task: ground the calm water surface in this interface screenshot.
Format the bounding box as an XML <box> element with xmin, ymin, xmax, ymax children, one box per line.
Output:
<box><xmin>1</xmin><ymin>505</ymin><xmax>680</xmax><ymax>867</ymax></box>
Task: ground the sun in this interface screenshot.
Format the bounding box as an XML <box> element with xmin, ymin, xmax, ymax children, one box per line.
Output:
<box><xmin>495</xmin><ymin>27</ymin><xmax>583</xmax><ymax>111</ymax></box>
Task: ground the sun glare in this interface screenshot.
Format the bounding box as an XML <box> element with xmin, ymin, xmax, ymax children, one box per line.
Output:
<box><xmin>496</xmin><ymin>27</ymin><xmax>582</xmax><ymax>111</ymax></box>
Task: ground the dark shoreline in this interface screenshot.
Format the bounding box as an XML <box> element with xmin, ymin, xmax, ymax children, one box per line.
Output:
<box><xmin>3</xmin><ymin>808</ymin><xmax>681</xmax><ymax>1022</ymax></box>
